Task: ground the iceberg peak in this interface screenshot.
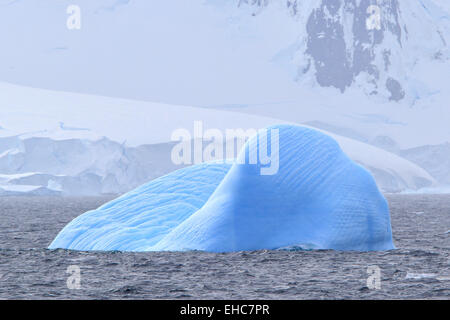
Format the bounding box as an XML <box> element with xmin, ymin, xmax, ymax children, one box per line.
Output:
<box><xmin>50</xmin><ymin>125</ymin><xmax>395</xmax><ymax>252</ymax></box>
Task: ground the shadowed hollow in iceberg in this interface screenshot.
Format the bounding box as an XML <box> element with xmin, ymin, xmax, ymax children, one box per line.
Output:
<box><xmin>49</xmin><ymin>125</ymin><xmax>395</xmax><ymax>252</ymax></box>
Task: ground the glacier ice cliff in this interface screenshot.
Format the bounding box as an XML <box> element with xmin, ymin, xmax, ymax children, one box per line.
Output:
<box><xmin>49</xmin><ymin>125</ymin><xmax>395</xmax><ymax>252</ymax></box>
<box><xmin>0</xmin><ymin>82</ymin><xmax>436</xmax><ymax>196</ymax></box>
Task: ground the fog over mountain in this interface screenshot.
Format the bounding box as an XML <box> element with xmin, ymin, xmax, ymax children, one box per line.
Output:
<box><xmin>0</xmin><ymin>0</ymin><xmax>448</xmax><ymax>195</ymax></box>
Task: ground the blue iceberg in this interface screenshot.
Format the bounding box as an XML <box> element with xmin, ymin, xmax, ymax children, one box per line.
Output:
<box><xmin>49</xmin><ymin>125</ymin><xmax>395</xmax><ymax>252</ymax></box>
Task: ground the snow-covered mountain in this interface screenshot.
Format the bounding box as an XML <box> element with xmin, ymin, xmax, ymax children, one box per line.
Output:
<box><xmin>1</xmin><ymin>0</ymin><xmax>447</xmax><ymax>105</ymax></box>
<box><xmin>0</xmin><ymin>0</ymin><xmax>448</xmax><ymax>194</ymax></box>
<box><xmin>238</xmin><ymin>0</ymin><xmax>449</xmax><ymax>101</ymax></box>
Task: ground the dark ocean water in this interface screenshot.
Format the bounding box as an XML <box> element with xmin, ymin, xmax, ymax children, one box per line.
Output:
<box><xmin>0</xmin><ymin>195</ymin><xmax>448</xmax><ymax>300</ymax></box>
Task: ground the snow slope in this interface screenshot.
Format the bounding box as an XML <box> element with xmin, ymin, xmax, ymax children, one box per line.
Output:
<box><xmin>0</xmin><ymin>82</ymin><xmax>281</xmax><ymax>145</ymax></box>
<box><xmin>50</xmin><ymin>125</ymin><xmax>395</xmax><ymax>252</ymax></box>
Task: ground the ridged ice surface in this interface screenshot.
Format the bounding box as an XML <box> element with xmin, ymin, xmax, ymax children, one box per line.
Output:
<box><xmin>50</xmin><ymin>125</ymin><xmax>395</xmax><ymax>252</ymax></box>
<box><xmin>49</xmin><ymin>162</ymin><xmax>231</xmax><ymax>251</ymax></box>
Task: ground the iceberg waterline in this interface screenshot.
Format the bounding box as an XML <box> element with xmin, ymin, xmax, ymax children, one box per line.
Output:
<box><xmin>50</xmin><ymin>125</ymin><xmax>395</xmax><ymax>252</ymax></box>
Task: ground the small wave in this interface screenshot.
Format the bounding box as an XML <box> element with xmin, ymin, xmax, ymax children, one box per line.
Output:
<box><xmin>405</xmin><ymin>273</ymin><xmax>450</xmax><ymax>281</ymax></box>
<box><xmin>405</xmin><ymin>273</ymin><xmax>438</xmax><ymax>280</ymax></box>
<box><xmin>277</xmin><ymin>244</ymin><xmax>321</xmax><ymax>251</ymax></box>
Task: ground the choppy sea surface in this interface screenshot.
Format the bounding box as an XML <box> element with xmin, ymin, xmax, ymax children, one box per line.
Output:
<box><xmin>0</xmin><ymin>195</ymin><xmax>448</xmax><ymax>300</ymax></box>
